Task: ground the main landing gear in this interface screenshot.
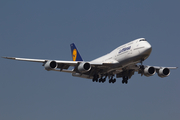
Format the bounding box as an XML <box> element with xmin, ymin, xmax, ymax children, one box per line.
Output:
<box><xmin>92</xmin><ymin>75</ymin><xmax>106</xmax><ymax>83</ymax></box>
<box><xmin>109</xmin><ymin>76</ymin><xmax>116</xmax><ymax>83</ymax></box>
<box><xmin>122</xmin><ymin>76</ymin><xmax>128</xmax><ymax>84</ymax></box>
<box><xmin>92</xmin><ymin>75</ymin><xmax>129</xmax><ymax>84</ymax></box>
<box><xmin>92</xmin><ymin>75</ymin><xmax>116</xmax><ymax>84</ymax></box>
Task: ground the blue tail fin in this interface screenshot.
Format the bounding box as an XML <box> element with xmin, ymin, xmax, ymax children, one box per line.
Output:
<box><xmin>70</xmin><ymin>43</ymin><xmax>83</xmax><ymax>61</ymax></box>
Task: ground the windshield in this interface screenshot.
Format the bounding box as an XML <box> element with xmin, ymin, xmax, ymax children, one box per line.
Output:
<box><xmin>139</xmin><ymin>39</ymin><xmax>146</xmax><ymax>42</ymax></box>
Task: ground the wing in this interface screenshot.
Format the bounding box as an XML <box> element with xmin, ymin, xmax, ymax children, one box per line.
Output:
<box><xmin>2</xmin><ymin>56</ymin><xmax>80</xmax><ymax>73</ymax></box>
<box><xmin>2</xmin><ymin>56</ymin><xmax>113</xmax><ymax>72</ymax></box>
<box><xmin>3</xmin><ymin>56</ymin><xmax>177</xmax><ymax>79</ymax></box>
<box><xmin>3</xmin><ymin>56</ymin><xmax>115</xmax><ymax>74</ymax></box>
<box><xmin>152</xmin><ymin>66</ymin><xmax>178</xmax><ymax>69</ymax></box>
<box><xmin>136</xmin><ymin>64</ymin><xmax>178</xmax><ymax>78</ymax></box>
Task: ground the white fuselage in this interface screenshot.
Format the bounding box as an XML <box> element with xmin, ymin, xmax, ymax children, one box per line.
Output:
<box><xmin>91</xmin><ymin>38</ymin><xmax>152</xmax><ymax>69</ymax></box>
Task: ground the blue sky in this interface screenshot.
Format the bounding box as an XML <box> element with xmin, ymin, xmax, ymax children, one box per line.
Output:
<box><xmin>1</xmin><ymin>1</ymin><xmax>180</xmax><ymax>120</ymax></box>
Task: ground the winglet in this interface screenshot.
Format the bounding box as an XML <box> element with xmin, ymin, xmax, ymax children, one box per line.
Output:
<box><xmin>70</xmin><ymin>43</ymin><xmax>83</xmax><ymax>61</ymax></box>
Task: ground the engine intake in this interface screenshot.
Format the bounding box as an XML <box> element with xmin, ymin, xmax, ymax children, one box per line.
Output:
<box><xmin>78</xmin><ymin>62</ymin><xmax>91</xmax><ymax>73</ymax></box>
<box><xmin>144</xmin><ymin>66</ymin><xmax>156</xmax><ymax>77</ymax></box>
<box><xmin>44</xmin><ymin>61</ymin><xmax>57</xmax><ymax>71</ymax></box>
<box><xmin>157</xmin><ymin>68</ymin><xmax>170</xmax><ymax>78</ymax></box>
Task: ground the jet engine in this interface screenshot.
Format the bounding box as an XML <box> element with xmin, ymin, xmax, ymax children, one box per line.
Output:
<box><xmin>78</xmin><ymin>62</ymin><xmax>91</xmax><ymax>73</ymax></box>
<box><xmin>144</xmin><ymin>66</ymin><xmax>156</xmax><ymax>77</ymax></box>
<box><xmin>44</xmin><ymin>60</ymin><xmax>57</xmax><ymax>71</ymax></box>
<box><xmin>157</xmin><ymin>68</ymin><xmax>170</xmax><ymax>78</ymax></box>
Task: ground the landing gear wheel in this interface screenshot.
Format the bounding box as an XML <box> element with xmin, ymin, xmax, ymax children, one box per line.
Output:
<box><xmin>99</xmin><ymin>78</ymin><xmax>103</xmax><ymax>83</ymax></box>
<box><xmin>122</xmin><ymin>76</ymin><xmax>128</xmax><ymax>84</ymax></box>
<box><xmin>112</xmin><ymin>79</ymin><xmax>116</xmax><ymax>83</ymax></box>
<box><xmin>102</xmin><ymin>78</ymin><xmax>106</xmax><ymax>83</ymax></box>
<box><xmin>122</xmin><ymin>80</ymin><xmax>125</xmax><ymax>84</ymax></box>
<box><xmin>92</xmin><ymin>74</ymin><xmax>99</xmax><ymax>82</ymax></box>
<box><xmin>125</xmin><ymin>80</ymin><xmax>128</xmax><ymax>84</ymax></box>
<box><xmin>109</xmin><ymin>78</ymin><xmax>116</xmax><ymax>83</ymax></box>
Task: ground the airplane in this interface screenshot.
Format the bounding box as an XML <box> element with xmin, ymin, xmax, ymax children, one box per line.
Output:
<box><xmin>3</xmin><ymin>38</ymin><xmax>177</xmax><ymax>84</ymax></box>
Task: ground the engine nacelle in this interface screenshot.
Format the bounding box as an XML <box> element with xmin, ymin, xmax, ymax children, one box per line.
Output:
<box><xmin>78</xmin><ymin>62</ymin><xmax>91</xmax><ymax>73</ymax></box>
<box><xmin>44</xmin><ymin>61</ymin><xmax>57</xmax><ymax>71</ymax></box>
<box><xmin>144</xmin><ymin>66</ymin><xmax>156</xmax><ymax>77</ymax></box>
<box><xmin>157</xmin><ymin>68</ymin><xmax>170</xmax><ymax>78</ymax></box>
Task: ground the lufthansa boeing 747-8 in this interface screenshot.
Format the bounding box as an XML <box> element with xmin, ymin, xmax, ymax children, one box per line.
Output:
<box><xmin>3</xmin><ymin>38</ymin><xmax>177</xmax><ymax>84</ymax></box>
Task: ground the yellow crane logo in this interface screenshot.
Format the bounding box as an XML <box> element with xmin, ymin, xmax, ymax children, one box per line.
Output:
<box><xmin>72</xmin><ymin>49</ymin><xmax>77</xmax><ymax>61</ymax></box>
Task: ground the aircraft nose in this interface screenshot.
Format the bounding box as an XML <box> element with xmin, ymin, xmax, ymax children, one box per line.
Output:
<box><xmin>145</xmin><ymin>43</ymin><xmax>152</xmax><ymax>54</ymax></box>
<box><xmin>147</xmin><ymin>43</ymin><xmax>152</xmax><ymax>49</ymax></box>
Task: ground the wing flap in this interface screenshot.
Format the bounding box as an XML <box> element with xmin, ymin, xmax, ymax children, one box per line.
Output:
<box><xmin>57</xmin><ymin>63</ymin><xmax>70</xmax><ymax>69</ymax></box>
<box><xmin>55</xmin><ymin>60</ymin><xmax>78</xmax><ymax>66</ymax></box>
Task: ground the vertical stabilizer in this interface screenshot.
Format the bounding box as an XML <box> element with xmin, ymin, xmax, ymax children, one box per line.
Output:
<box><xmin>70</xmin><ymin>43</ymin><xmax>83</xmax><ymax>61</ymax></box>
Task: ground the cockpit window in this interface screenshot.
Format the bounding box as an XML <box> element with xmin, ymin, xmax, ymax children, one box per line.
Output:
<box><xmin>139</xmin><ymin>39</ymin><xmax>146</xmax><ymax>42</ymax></box>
